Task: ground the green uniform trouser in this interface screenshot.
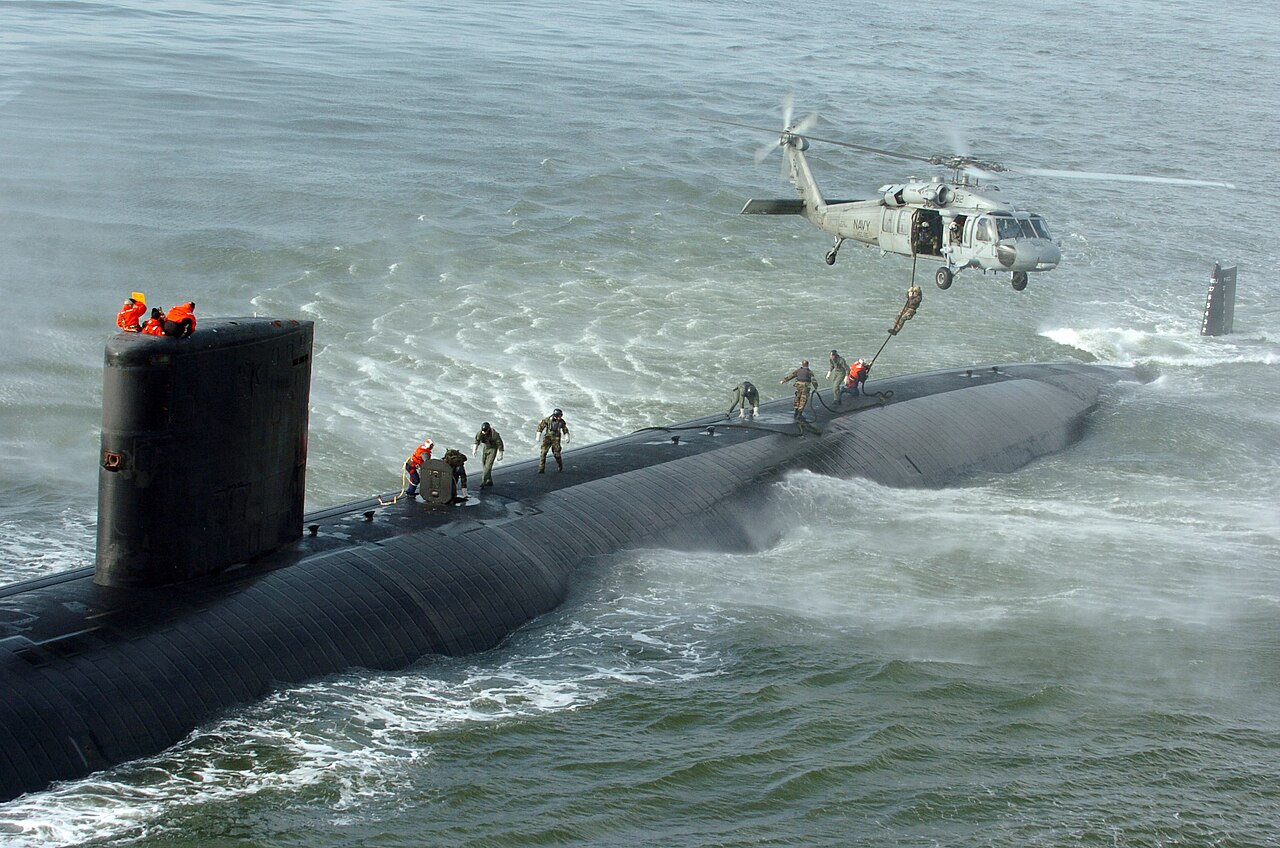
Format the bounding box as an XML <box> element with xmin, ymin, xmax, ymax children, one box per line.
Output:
<box><xmin>481</xmin><ymin>447</ymin><xmax>498</xmax><ymax>485</ymax></box>
<box><xmin>728</xmin><ymin>385</ymin><xmax>758</xmax><ymax>416</ymax></box>
<box><xmin>539</xmin><ymin>437</ymin><xmax>562</xmax><ymax>470</ymax></box>
<box><xmin>829</xmin><ymin>359</ymin><xmax>849</xmax><ymax>400</ymax></box>
<box><xmin>891</xmin><ymin>305</ymin><xmax>917</xmax><ymax>334</ymax></box>
<box><xmin>793</xmin><ymin>381</ymin><xmax>811</xmax><ymax>412</ymax></box>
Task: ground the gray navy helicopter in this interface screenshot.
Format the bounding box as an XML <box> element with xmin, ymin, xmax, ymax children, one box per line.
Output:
<box><xmin>721</xmin><ymin>99</ymin><xmax>1234</xmax><ymax>291</ymax></box>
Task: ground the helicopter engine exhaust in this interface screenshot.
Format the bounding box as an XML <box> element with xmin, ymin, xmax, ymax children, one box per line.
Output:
<box><xmin>881</xmin><ymin>181</ymin><xmax>954</xmax><ymax>208</ymax></box>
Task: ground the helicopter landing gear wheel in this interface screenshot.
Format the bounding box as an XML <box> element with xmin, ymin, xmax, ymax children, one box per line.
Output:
<box><xmin>935</xmin><ymin>266</ymin><xmax>953</xmax><ymax>290</ymax></box>
<box><xmin>1011</xmin><ymin>271</ymin><xmax>1028</xmax><ymax>291</ymax></box>
<box><xmin>824</xmin><ymin>237</ymin><xmax>844</xmax><ymax>266</ymax></box>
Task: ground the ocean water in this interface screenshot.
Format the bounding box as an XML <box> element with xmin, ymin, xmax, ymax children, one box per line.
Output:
<box><xmin>1</xmin><ymin>0</ymin><xmax>1278</xmax><ymax>844</ymax></box>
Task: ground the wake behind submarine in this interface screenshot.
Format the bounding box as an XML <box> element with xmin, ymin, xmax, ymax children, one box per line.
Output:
<box><xmin>0</xmin><ymin>318</ymin><xmax>1139</xmax><ymax>801</ymax></box>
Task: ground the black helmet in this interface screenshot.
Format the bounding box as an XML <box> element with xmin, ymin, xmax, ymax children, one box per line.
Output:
<box><xmin>553</xmin><ymin>408</ymin><xmax>562</xmax><ymax>417</ymax></box>
<box><xmin>481</xmin><ymin>422</ymin><xmax>491</xmax><ymax>431</ymax></box>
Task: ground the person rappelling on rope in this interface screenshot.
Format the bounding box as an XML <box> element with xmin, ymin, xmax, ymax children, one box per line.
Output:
<box><xmin>889</xmin><ymin>284</ymin><xmax>923</xmax><ymax>336</ymax></box>
<box><xmin>779</xmin><ymin>359</ymin><xmax>817</xmax><ymax>420</ymax></box>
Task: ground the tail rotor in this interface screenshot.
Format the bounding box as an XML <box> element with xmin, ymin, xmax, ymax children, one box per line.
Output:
<box><xmin>754</xmin><ymin>95</ymin><xmax>818</xmax><ymax>166</ymax></box>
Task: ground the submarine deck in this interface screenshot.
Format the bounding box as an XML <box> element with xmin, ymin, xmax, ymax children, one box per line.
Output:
<box><xmin>1</xmin><ymin>360</ymin><xmax>1100</xmax><ymax>612</ymax></box>
<box><xmin>0</xmin><ymin>360</ymin><xmax>1134</xmax><ymax>668</ymax></box>
<box><xmin>0</xmin><ymin>358</ymin><xmax>1136</xmax><ymax>802</ymax></box>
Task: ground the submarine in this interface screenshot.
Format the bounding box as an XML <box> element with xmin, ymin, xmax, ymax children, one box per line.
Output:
<box><xmin>0</xmin><ymin>318</ymin><xmax>1139</xmax><ymax>801</ymax></box>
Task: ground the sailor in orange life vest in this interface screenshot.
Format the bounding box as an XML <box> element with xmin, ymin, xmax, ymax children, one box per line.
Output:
<box><xmin>404</xmin><ymin>439</ymin><xmax>433</xmax><ymax>498</ymax></box>
<box><xmin>140</xmin><ymin>308</ymin><xmax>166</xmax><ymax>336</ymax></box>
<box><xmin>163</xmin><ymin>302</ymin><xmax>197</xmax><ymax>338</ymax></box>
<box><xmin>115</xmin><ymin>292</ymin><xmax>148</xmax><ymax>332</ymax></box>
<box><xmin>841</xmin><ymin>359</ymin><xmax>870</xmax><ymax>400</ymax></box>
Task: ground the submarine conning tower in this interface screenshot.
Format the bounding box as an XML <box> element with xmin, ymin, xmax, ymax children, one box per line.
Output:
<box><xmin>95</xmin><ymin>318</ymin><xmax>314</xmax><ymax>587</ymax></box>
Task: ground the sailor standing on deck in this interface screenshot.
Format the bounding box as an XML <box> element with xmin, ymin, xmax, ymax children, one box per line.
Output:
<box><xmin>826</xmin><ymin>350</ymin><xmax>849</xmax><ymax>406</ymax></box>
<box><xmin>472</xmin><ymin>422</ymin><xmax>504</xmax><ymax>488</ymax></box>
<box><xmin>535</xmin><ymin>408</ymin><xmax>569</xmax><ymax>473</ymax></box>
<box><xmin>116</xmin><ymin>293</ymin><xmax>147</xmax><ymax>332</ymax></box>
<box><xmin>779</xmin><ymin>360</ymin><xmax>817</xmax><ymax>419</ymax></box>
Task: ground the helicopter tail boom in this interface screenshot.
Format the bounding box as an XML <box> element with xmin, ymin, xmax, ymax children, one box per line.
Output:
<box><xmin>740</xmin><ymin>198</ymin><xmax>806</xmax><ymax>215</ymax></box>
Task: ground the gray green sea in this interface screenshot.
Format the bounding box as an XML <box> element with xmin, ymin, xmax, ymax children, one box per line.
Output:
<box><xmin>1</xmin><ymin>0</ymin><xmax>1278</xmax><ymax>844</ymax></box>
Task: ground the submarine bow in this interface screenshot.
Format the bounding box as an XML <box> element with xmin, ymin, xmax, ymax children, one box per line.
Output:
<box><xmin>0</xmin><ymin>318</ymin><xmax>1135</xmax><ymax>801</ymax></box>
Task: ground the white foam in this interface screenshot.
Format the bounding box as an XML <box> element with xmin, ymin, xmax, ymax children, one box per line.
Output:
<box><xmin>1042</xmin><ymin>325</ymin><xmax>1280</xmax><ymax>367</ymax></box>
<box><xmin>0</xmin><ymin>558</ymin><xmax>727</xmax><ymax>843</ymax></box>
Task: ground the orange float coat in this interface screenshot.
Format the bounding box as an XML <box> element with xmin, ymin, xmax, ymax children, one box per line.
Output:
<box><xmin>165</xmin><ymin>303</ymin><xmax>197</xmax><ymax>331</ymax></box>
<box><xmin>847</xmin><ymin>360</ymin><xmax>869</xmax><ymax>386</ymax></box>
<box><xmin>140</xmin><ymin>317</ymin><xmax>165</xmax><ymax>336</ymax></box>
<box><xmin>407</xmin><ymin>440</ymin><xmax>433</xmax><ymax>470</ymax></box>
<box><xmin>116</xmin><ymin>299</ymin><xmax>147</xmax><ymax>332</ymax></box>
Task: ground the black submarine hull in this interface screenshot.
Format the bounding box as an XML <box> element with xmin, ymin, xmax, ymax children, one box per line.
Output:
<box><xmin>0</xmin><ymin>358</ymin><xmax>1133</xmax><ymax>801</ymax></box>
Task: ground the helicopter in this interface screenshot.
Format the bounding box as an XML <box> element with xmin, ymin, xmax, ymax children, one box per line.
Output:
<box><xmin>720</xmin><ymin>101</ymin><xmax>1234</xmax><ymax>291</ymax></box>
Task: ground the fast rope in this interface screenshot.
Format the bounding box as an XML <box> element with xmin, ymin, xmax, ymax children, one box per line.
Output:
<box><xmin>870</xmin><ymin>279</ymin><xmax>925</xmax><ymax>369</ymax></box>
<box><xmin>377</xmin><ymin>460</ymin><xmax>412</xmax><ymax>505</ymax></box>
<box><xmin>813</xmin><ymin>383</ymin><xmax>839</xmax><ymax>413</ymax></box>
<box><xmin>868</xmin><ymin>332</ymin><xmax>893</xmax><ymax>369</ymax></box>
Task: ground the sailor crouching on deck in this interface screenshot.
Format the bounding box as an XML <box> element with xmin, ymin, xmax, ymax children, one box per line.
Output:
<box><xmin>140</xmin><ymin>308</ymin><xmax>166</xmax><ymax>336</ymax></box>
<box><xmin>404</xmin><ymin>439</ymin><xmax>433</xmax><ymax>498</ymax></box>
<box><xmin>162</xmin><ymin>302</ymin><xmax>197</xmax><ymax>338</ymax></box>
<box><xmin>726</xmin><ymin>381</ymin><xmax>760</xmax><ymax>420</ymax></box>
<box><xmin>841</xmin><ymin>359</ymin><xmax>870</xmax><ymax>400</ymax></box>
<box><xmin>442</xmin><ymin>448</ymin><xmax>469</xmax><ymax>501</ymax></box>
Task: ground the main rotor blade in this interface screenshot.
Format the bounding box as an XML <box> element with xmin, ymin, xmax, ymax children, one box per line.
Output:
<box><xmin>708</xmin><ymin>117</ymin><xmax>933</xmax><ymax>167</ymax></box>
<box><xmin>797</xmin><ymin>133</ymin><xmax>934</xmax><ymax>165</ymax></box>
<box><xmin>1010</xmin><ymin>166</ymin><xmax>1235</xmax><ymax>189</ymax></box>
<box><xmin>708</xmin><ymin>118</ymin><xmax>790</xmax><ymax>135</ymax></box>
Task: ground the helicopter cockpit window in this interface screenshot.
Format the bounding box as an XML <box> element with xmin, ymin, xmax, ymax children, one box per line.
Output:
<box><xmin>974</xmin><ymin>217</ymin><xmax>994</xmax><ymax>242</ymax></box>
<box><xmin>994</xmin><ymin>215</ymin><xmax>1023</xmax><ymax>241</ymax></box>
<box><xmin>1017</xmin><ymin>217</ymin><xmax>1038</xmax><ymax>239</ymax></box>
<box><xmin>1029</xmin><ymin>216</ymin><xmax>1052</xmax><ymax>239</ymax></box>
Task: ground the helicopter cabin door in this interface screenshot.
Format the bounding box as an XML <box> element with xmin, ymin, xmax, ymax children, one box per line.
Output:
<box><xmin>879</xmin><ymin>208</ymin><xmax>912</xmax><ymax>256</ymax></box>
<box><xmin>911</xmin><ymin>210</ymin><xmax>943</xmax><ymax>258</ymax></box>
<box><xmin>969</xmin><ymin>215</ymin><xmax>999</xmax><ymax>268</ymax></box>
